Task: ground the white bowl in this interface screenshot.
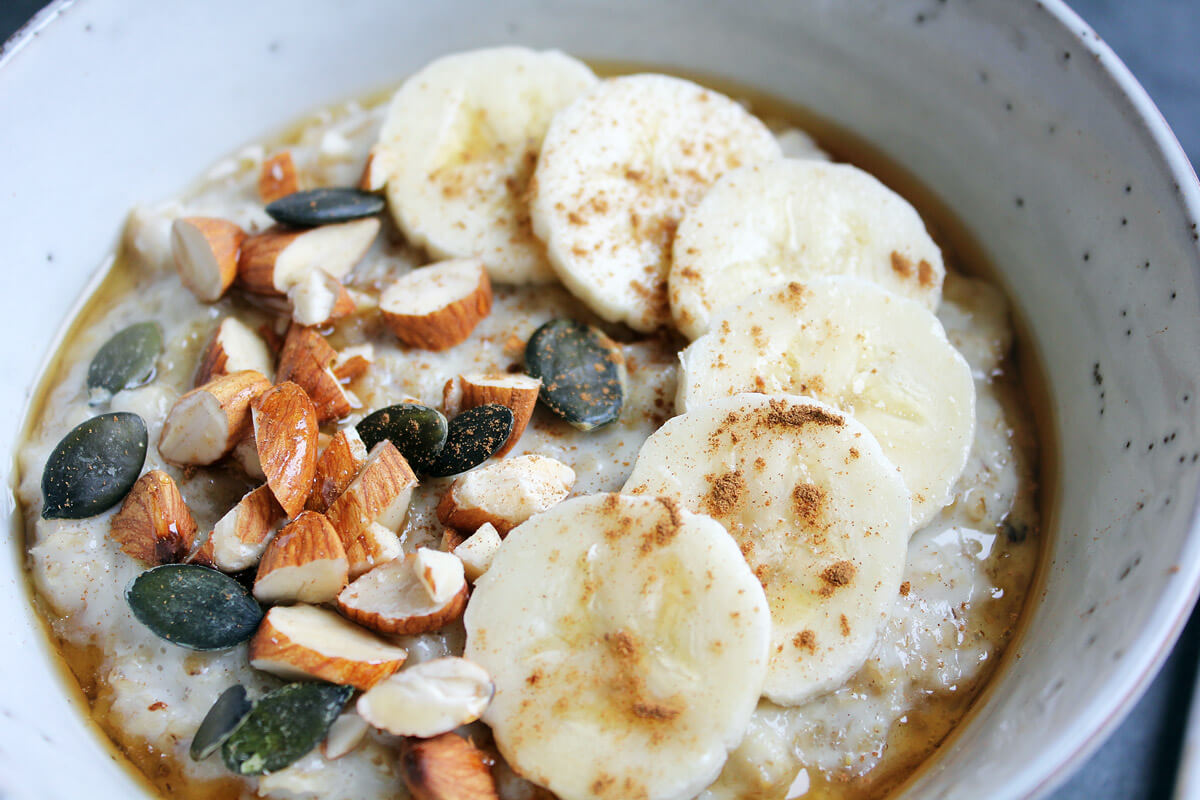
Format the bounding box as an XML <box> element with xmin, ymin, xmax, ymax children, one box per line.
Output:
<box><xmin>1</xmin><ymin>1</ymin><xmax>1197</xmax><ymax>798</ymax></box>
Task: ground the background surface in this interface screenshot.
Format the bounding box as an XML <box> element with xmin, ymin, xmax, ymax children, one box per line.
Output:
<box><xmin>2</xmin><ymin>0</ymin><xmax>1198</xmax><ymax>797</ymax></box>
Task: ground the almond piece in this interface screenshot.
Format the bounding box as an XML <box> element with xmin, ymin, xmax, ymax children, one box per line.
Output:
<box><xmin>188</xmin><ymin>484</ymin><xmax>285</xmax><ymax>572</ymax></box>
<box><xmin>171</xmin><ymin>217</ymin><xmax>246</xmax><ymax>303</ymax></box>
<box><xmin>276</xmin><ymin>325</ymin><xmax>355</xmax><ymax>423</ymax></box>
<box><xmin>254</xmin><ymin>510</ymin><xmax>349</xmax><ymax>604</ymax></box>
<box><xmin>380</xmin><ymin>259</ymin><xmax>492</xmax><ymax>351</ymax></box>
<box><xmin>444</xmin><ymin>373</ymin><xmax>541</xmax><ymax>457</ymax></box>
<box><xmin>237</xmin><ymin>218</ymin><xmax>380</xmax><ymax>296</ymax></box>
<box><xmin>436</xmin><ymin>455</ymin><xmax>575</xmax><ymax>536</ymax></box>
<box><xmin>400</xmin><ymin>733</ymin><xmax>499</xmax><ymax>800</ymax></box>
<box><xmin>288</xmin><ymin>269</ymin><xmax>357</xmax><ymax>327</ymax></box>
<box><xmin>194</xmin><ymin>317</ymin><xmax>275</xmax><ymax>386</ymax></box>
<box><xmin>252</xmin><ymin>381</ymin><xmax>319</xmax><ymax>518</ymax></box>
<box><xmin>230</xmin><ymin>434</ymin><xmax>267</xmax><ymax>481</ymax></box>
<box><xmin>258</xmin><ymin>151</ymin><xmax>300</xmax><ymax>204</ymax></box>
<box><xmin>336</xmin><ymin>552</ymin><xmax>466</xmax><ymax>635</ymax></box>
<box><xmin>333</xmin><ymin>344</ymin><xmax>374</xmax><ymax>382</ymax></box>
<box><xmin>441</xmin><ymin>528</ymin><xmax>467</xmax><ymax>553</ymax></box>
<box><xmin>453</xmin><ymin>523</ymin><xmax>502</xmax><ymax>583</ymax></box>
<box><xmin>307</xmin><ymin>428</ymin><xmax>370</xmax><ymax>513</ymax></box>
<box><xmin>325</xmin><ymin>441</ymin><xmax>417</xmax><ymax>578</ymax></box>
<box><xmin>359</xmin><ymin>148</ymin><xmax>393</xmax><ymax>193</ymax></box>
<box><xmin>109</xmin><ymin>470</ymin><xmax>196</xmax><ymax>565</ymax></box>
<box><xmin>357</xmin><ymin>657</ymin><xmax>492</xmax><ymax>738</ymax></box>
<box><xmin>159</xmin><ymin>370</ymin><xmax>271</xmax><ymax>465</ymax></box>
<box><xmin>413</xmin><ymin>547</ymin><xmax>464</xmax><ymax>604</ymax></box>
<box><xmin>249</xmin><ymin>604</ymin><xmax>407</xmax><ymax>690</ymax></box>
<box><xmin>321</xmin><ymin>711</ymin><xmax>369</xmax><ymax>760</ymax></box>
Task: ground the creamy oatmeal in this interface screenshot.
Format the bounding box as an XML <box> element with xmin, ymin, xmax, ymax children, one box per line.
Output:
<box><xmin>18</xmin><ymin>48</ymin><xmax>1041</xmax><ymax>800</ymax></box>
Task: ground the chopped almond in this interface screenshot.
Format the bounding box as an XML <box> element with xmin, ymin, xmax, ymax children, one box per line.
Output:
<box><xmin>359</xmin><ymin>148</ymin><xmax>394</xmax><ymax>193</ymax></box>
<box><xmin>230</xmin><ymin>434</ymin><xmax>266</xmax><ymax>481</ymax></box>
<box><xmin>321</xmin><ymin>711</ymin><xmax>369</xmax><ymax>761</ymax></box>
<box><xmin>252</xmin><ymin>381</ymin><xmax>319</xmax><ymax>518</ymax></box>
<box><xmin>333</xmin><ymin>344</ymin><xmax>374</xmax><ymax>382</ymax></box>
<box><xmin>187</xmin><ymin>484</ymin><xmax>285</xmax><ymax>572</ymax></box>
<box><xmin>237</xmin><ymin>218</ymin><xmax>379</xmax><ymax>296</ymax></box>
<box><xmin>249</xmin><ymin>604</ymin><xmax>407</xmax><ymax>690</ymax></box>
<box><xmin>158</xmin><ymin>370</ymin><xmax>271</xmax><ymax>465</ymax></box>
<box><xmin>400</xmin><ymin>733</ymin><xmax>499</xmax><ymax>800</ymax></box>
<box><xmin>258</xmin><ymin>151</ymin><xmax>300</xmax><ymax>204</ymax></box>
<box><xmin>307</xmin><ymin>428</ymin><xmax>369</xmax><ymax>513</ymax></box>
<box><xmin>414</xmin><ymin>548</ymin><xmax>463</xmax><ymax>604</ymax></box>
<box><xmin>276</xmin><ymin>325</ymin><xmax>354</xmax><ymax>423</ymax></box>
<box><xmin>380</xmin><ymin>259</ymin><xmax>492</xmax><ymax>351</ymax></box>
<box><xmin>194</xmin><ymin>317</ymin><xmax>275</xmax><ymax>386</ymax></box>
<box><xmin>254</xmin><ymin>511</ymin><xmax>349</xmax><ymax>604</ymax></box>
<box><xmin>357</xmin><ymin>657</ymin><xmax>492</xmax><ymax>738</ymax></box>
<box><xmin>441</xmin><ymin>528</ymin><xmax>466</xmax><ymax>552</ymax></box>
<box><xmin>288</xmin><ymin>269</ymin><xmax>356</xmax><ymax>327</ymax></box>
<box><xmin>436</xmin><ymin>455</ymin><xmax>575</xmax><ymax>536</ymax></box>
<box><xmin>325</xmin><ymin>441</ymin><xmax>417</xmax><ymax>578</ymax></box>
<box><xmin>444</xmin><ymin>373</ymin><xmax>541</xmax><ymax>457</ymax></box>
<box><xmin>454</xmin><ymin>523</ymin><xmax>502</xmax><ymax>583</ymax></box>
<box><xmin>109</xmin><ymin>470</ymin><xmax>196</xmax><ymax>565</ymax></box>
<box><xmin>336</xmin><ymin>551</ymin><xmax>466</xmax><ymax>635</ymax></box>
<box><xmin>171</xmin><ymin>217</ymin><xmax>245</xmax><ymax>303</ymax></box>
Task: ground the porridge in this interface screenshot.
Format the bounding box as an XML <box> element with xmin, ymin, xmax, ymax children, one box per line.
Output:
<box><xmin>17</xmin><ymin>47</ymin><xmax>1042</xmax><ymax>800</ymax></box>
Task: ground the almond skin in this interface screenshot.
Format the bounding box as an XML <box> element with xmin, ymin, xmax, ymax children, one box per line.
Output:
<box><xmin>194</xmin><ymin>317</ymin><xmax>275</xmax><ymax>386</ymax></box>
<box><xmin>253</xmin><ymin>381</ymin><xmax>319</xmax><ymax>518</ymax></box>
<box><xmin>258</xmin><ymin>151</ymin><xmax>300</xmax><ymax>203</ymax></box>
<box><xmin>254</xmin><ymin>511</ymin><xmax>349</xmax><ymax>604</ymax></box>
<box><xmin>109</xmin><ymin>470</ymin><xmax>196</xmax><ymax>565</ymax></box>
<box><xmin>187</xmin><ymin>484</ymin><xmax>286</xmax><ymax>572</ymax></box>
<box><xmin>249</xmin><ymin>604</ymin><xmax>407</xmax><ymax>690</ymax></box>
<box><xmin>335</xmin><ymin>553</ymin><xmax>467</xmax><ymax>636</ymax></box>
<box><xmin>380</xmin><ymin>259</ymin><xmax>493</xmax><ymax>351</ymax></box>
<box><xmin>171</xmin><ymin>217</ymin><xmax>245</xmax><ymax>302</ymax></box>
<box><xmin>436</xmin><ymin>455</ymin><xmax>575</xmax><ymax>536</ymax></box>
<box><xmin>237</xmin><ymin>227</ymin><xmax>306</xmax><ymax>295</ymax></box>
<box><xmin>158</xmin><ymin>370</ymin><xmax>271</xmax><ymax>465</ymax></box>
<box><xmin>324</xmin><ymin>441</ymin><xmax>417</xmax><ymax>578</ymax></box>
<box><xmin>307</xmin><ymin>428</ymin><xmax>370</xmax><ymax>513</ymax></box>
<box><xmin>400</xmin><ymin>733</ymin><xmax>499</xmax><ymax>800</ymax></box>
<box><xmin>276</xmin><ymin>325</ymin><xmax>354</xmax><ymax>423</ymax></box>
<box><xmin>444</xmin><ymin>373</ymin><xmax>541</xmax><ymax>457</ymax></box>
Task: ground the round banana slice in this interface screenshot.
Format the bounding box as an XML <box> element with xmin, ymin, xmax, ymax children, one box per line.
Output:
<box><xmin>530</xmin><ymin>74</ymin><xmax>782</xmax><ymax>332</ymax></box>
<box><xmin>669</xmin><ymin>159</ymin><xmax>945</xmax><ymax>339</ymax></box>
<box><xmin>677</xmin><ymin>277</ymin><xmax>975</xmax><ymax>528</ymax></box>
<box><xmin>465</xmin><ymin>493</ymin><xmax>770</xmax><ymax>800</ymax></box>
<box><xmin>373</xmin><ymin>47</ymin><xmax>597</xmax><ymax>284</ymax></box>
<box><xmin>622</xmin><ymin>394</ymin><xmax>912</xmax><ymax>706</ymax></box>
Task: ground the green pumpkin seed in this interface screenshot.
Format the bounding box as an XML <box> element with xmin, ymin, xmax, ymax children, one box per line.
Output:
<box><xmin>265</xmin><ymin>188</ymin><xmax>384</xmax><ymax>227</ymax></box>
<box><xmin>41</xmin><ymin>412</ymin><xmax>148</xmax><ymax>519</ymax></box>
<box><xmin>87</xmin><ymin>321</ymin><xmax>163</xmax><ymax>404</ymax></box>
<box><xmin>356</xmin><ymin>403</ymin><xmax>448</xmax><ymax>465</ymax></box>
<box><xmin>221</xmin><ymin>683</ymin><xmax>354</xmax><ymax>775</ymax></box>
<box><xmin>191</xmin><ymin>685</ymin><xmax>253</xmax><ymax>761</ymax></box>
<box><xmin>422</xmin><ymin>404</ymin><xmax>514</xmax><ymax>478</ymax></box>
<box><xmin>126</xmin><ymin>564</ymin><xmax>263</xmax><ymax>650</ymax></box>
<box><xmin>525</xmin><ymin>319</ymin><xmax>626</xmax><ymax>430</ymax></box>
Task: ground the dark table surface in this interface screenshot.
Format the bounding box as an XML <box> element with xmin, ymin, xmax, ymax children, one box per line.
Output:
<box><xmin>3</xmin><ymin>1</ymin><xmax>1198</xmax><ymax>798</ymax></box>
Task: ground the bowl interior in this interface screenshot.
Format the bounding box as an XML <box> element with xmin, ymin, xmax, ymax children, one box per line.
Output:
<box><xmin>1</xmin><ymin>1</ymin><xmax>1198</xmax><ymax>798</ymax></box>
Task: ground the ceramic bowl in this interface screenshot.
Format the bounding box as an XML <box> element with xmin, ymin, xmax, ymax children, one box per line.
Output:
<box><xmin>1</xmin><ymin>1</ymin><xmax>1197</xmax><ymax>798</ymax></box>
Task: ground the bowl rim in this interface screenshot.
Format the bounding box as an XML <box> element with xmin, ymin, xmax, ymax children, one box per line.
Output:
<box><xmin>2</xmin><ymin>1</ymin><xmax>1199</xmax><ymax>798</ymax></box>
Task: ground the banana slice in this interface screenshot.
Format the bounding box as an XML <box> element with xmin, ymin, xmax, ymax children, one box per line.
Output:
<box><xmin>373</xmin><ymin>47</ymin><xmax>597</xmax><ymax>284</ymax></box>
<box><xmin>464</xmin><ymin>493</ymin><xmax>770</xmax><ymax>800</ymax></box>
<box><xmin>677</xmin><ymin>277</ymin><xmax>975</xmax><ymax>528</ymax></box>
<box><xmin>530</xmin><ymin>74</ymin><xmax>782</xmax><ymax>332</ymax></box>
<box><xmin>622</xmin><ymin>394</ymin><xmax>912</xmax><ymax>706</ymax></box>
<box><xmin>669</xmin><ymin>159</ymin><xmax>945</xmax><ymax>339</ymax></box>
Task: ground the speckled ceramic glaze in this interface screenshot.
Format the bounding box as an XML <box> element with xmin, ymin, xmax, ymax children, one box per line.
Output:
<box><xmin>0</xmin><ymin>1</ymin><xmax>1197</xmax><ymax>799</ymax></box>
